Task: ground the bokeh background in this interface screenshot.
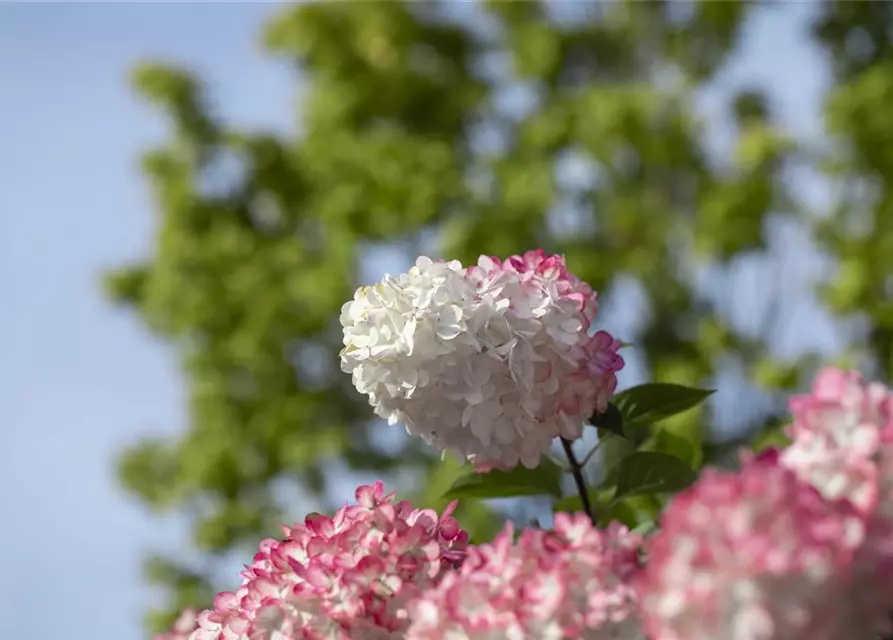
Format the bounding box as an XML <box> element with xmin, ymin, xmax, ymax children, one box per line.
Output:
<box><xmin>3</xmin><ymin>1</ymin><xmax>893</xmax><ymax>638</ymax></box>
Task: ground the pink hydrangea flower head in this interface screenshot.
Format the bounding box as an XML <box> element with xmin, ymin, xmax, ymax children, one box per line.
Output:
<box><xmin>406</xmin><ymin>513</ymin><xmax>645</xmax><ymax>640</ymax></box>
<box><xmin>154</xmin><ymin>609</ymin><xmax>199</xmax><ymax>640</ymax></box>
<box><xmin>190</xmin><ymin>482</ymin><xmax>468</xmax><ymax>640</ymax></box>
<box><xmin>777</xmin><ymin>367</ymin><xmax>893</xmax><ymax>631</ymax></box>
<box><xmin>639</xmin><ymin>452</ymin><xmax>890</xmax><ymax>640</ymax></box>
<box><xmin>340</xmin><ymin>250</ymin><xmax>624</xmax><ymax>470</ymax></box>
<box><xmin>781</xmin><ymin>367</ymin><xmax>893</xmax><ymax>515</ymax></box>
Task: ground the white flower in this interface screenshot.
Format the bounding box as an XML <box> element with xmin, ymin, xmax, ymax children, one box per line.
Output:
<box><xmin>340</xmin><ymin>251</ymin><xmax>624</xmax><ymax>470</ymax></box>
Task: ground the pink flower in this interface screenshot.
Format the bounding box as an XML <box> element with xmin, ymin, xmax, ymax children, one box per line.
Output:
<box><xmin>493</xmin><ymin>248</ymin><xmax>599</xmax><ymax>327</ymax></box>
<box><xmin>781</xmin><ymin>367</ymin><xmax>893</xmax><ymax>513</ymax></box>
<box><xmin>190</xmin><ymin>482</ymin><xmax>468</xmax><ymax>640</ymax></box>
<box><xmin>153</xmin><ymin>609</ymin><xmax>199</xmax><ymax>640</ymax></box>
<box><xmin>776</xmin><ymin>367</ymin><xmax>893</xmax><ymax>635</ymax></box>
<box><xmin>406</xmin><ymin>513</ymin><xmax>645</xmax><ymax>640</ymax></box>
<box><xmin>578</xmin><ymin>330</ymin><xmax>625</xmax><ymax>414</ymax></box>
<box><xmin>639</xmin><ymin>452</ymin><xmax>891</xmax><ymax>640</ymax></box>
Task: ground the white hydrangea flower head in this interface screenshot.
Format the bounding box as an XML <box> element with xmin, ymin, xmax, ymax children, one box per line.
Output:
<box><xmin>340</xmin><ymin>250</ymin><xmax>624</xmax><ymax>470</ymax></box>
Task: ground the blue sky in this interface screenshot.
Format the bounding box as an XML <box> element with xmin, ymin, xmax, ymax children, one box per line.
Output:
<box><xmin>0</xmin><ymin>3</ymin><xmax>830</xmax><ymax>639</ymax></box>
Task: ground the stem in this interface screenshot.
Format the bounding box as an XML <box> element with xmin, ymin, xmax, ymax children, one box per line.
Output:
<box><xmin>561</xmin><ymin>438</ymin><xmax>596</xmax><ymax>526</ymax></box>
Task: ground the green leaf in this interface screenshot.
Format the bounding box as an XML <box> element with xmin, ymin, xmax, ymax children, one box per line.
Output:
<box><xmin>596</xmin><ymin>434</ymin><xmax>637</xmax><ymax>487</ymax></box>
<box><xmin>553</xmin><ymin>490</ymin><xmax>596</xmax><ymax>513</ymax></box>
<box><xmin>613</xmin><ymin>452</ymin><xmax>698</xmax><ymax>500</ymax></box>
<box><xmin>701</xmin><ymin>438</ymin><xmax>742</xmax><ymax>466</ymax></box>
<box><xmin>598</xmin><ymin>494</ymin><xmax>662</xmax><ymax>528</ymax></box>
<box><xmin>618</xmin><ymin>341</ymin><xmax>634</xmax><ymax>349</ymax></box>
<box><xmin>631</xmin><ymin>519</ymin><xmax>657</xmax><ymax>536</ymax></box>
<box><xmin>611</xmin><ymin>383</ymin><xmax>715</xmax><ymax>431</ymax></box>
<box><xmin>590</xmin><ymin>403</ymin><xmax>625</xmax><ymax>438</ymax></box>
<box><xmin>752</xmin><ymin>426</ymin><xmax>791</xmax><ymax>452</ymax></box>
<box><xmin>702</xmin><ymin>423</ymin><xmax>790</xmax><ymax>468</ymax></box>
<box><xmin>599</xmin><ymin>499</ymin><xmax>640</xmax><ymax>528</ymax></box>
<box><xmin>640</xmin><ymin>428</ymin><xmax>698</xmax><ymax>468</ymax></box>
<box><xmin>443</xmin><ymin>459</ymin><xmax>563</xmax><ymax>500</ymax></box>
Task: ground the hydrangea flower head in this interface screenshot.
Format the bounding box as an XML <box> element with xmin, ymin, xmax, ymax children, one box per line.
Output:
<box><xmin>189</xmin><ymin>481</ymin><xmax>468</xmax><ymax>640</ymax></box>
<box><xmin>777</xmin><ymin>367</ymin><xmax>893</xmax><ymax>632</ymax></box>
<box><xmin>781</xmin><ymin>366</ymin><xmax>893</xmax><ymax>516</ymax></box>
<box><xmin>639</xmin><ymin>451</ymin><xmax>889</xmax><ymax>640</ymax></box>
<box><xmin>340</xmin><ymin>250</ymin><xmax>624</xmax><ymax>470</ymax></box>
<box><xmin>406</xmin><ymin>512</ymin><xmax>645</xmax><ymax>640</ymax></box>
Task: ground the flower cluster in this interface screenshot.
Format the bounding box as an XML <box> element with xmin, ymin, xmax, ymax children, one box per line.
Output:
<box><xmin>639</xmin><ymin>369</ymin><xmax>893</xmax><ymax>640</ymax></box>
<box><xmin>340</xmin><ymin>250</ymin><xmax>624</xmax><ymax>470</ymax></box>
<box><xmin>778</xmin><ymin>367</ymin><xmax>893</xmax><ymax>635</ymax></box>
<box><xmin>157</xmin><ymin>246</ymin><xmax>893</xmax><ymax>640</ymax></box>
<box><xmin>188</xmin><ymin>482</ymin><xmax>468</xmax><ymax>640</ymax></box>
<box><xmin>781</xmin><ymin>367</ymin><xmax>893</xmax><ymax>520</ymax></box>
<box><xmin>161</xmin><ymin>368</ymin><xmax>893</xmax><ymax>640</ymax></box>
<box><xmin>407</xmin><ymin>513</ymin><xmax>644</xmax><ymax>640</ymax></box>
<box><xmin>639</xmin><ymin>451</ymin><xmax>884</xmax><ymax>640</ymax></box>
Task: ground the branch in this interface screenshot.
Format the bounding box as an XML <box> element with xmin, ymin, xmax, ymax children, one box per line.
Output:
<box><xmin>561</xmin><ymin>438</ymin><xmax>596</xmax><ymax>526</ymax></box>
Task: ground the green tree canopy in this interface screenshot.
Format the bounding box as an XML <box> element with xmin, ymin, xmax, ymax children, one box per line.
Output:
<box><xmin>103</xmin><ymin>1</ymin><xmax>893</xmax><ymax>633</ymax></box>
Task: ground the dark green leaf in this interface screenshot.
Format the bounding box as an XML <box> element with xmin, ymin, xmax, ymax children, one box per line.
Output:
<box><xmin>553</xmin><ymin>487</ymin><xmax>661</xmax><ymax>533</ymax></box>
<box><xmin>553</xmin><ymin>490</ymin><xmax>596</xmax><ymax>513</ymax></box>
<box><xmin>443</xmin><ymin>459</ymin><xmax>563</xmax><ymax>500</ymax></box>
<box><xmin>597</xmin><ymin>494</ymin><xmax>662</xmax><ymax>528</ymax></box>
<box><xmin>701</xmin><ymin>438</ymin><xmax>748</xmax><ymax>468</ymax></box>
<box><xmin>596</xmin><ymin>434</ymin><xmax>637</xmax><ymax>487</ymax></box>
<box><xmin>702</xmin><ymin>422</ymin><xmax>790</xmax><ymax>468</ymax></box>
<box><xmin>613</xmin><ymin>452</ymin><xmax>698</xmax><ymax>500</ymax></box>
<box><xmin>590</xmin><ymin>402</ymin><xmax>625</xmax><ymax>438</ymax></box>
<box><xmin>600</xmin><ymin>499</ymin><xmax>640</xmax><ymax>528</ymax></box>
<box><xmin>640</xmin><ymin>428</ymin><xmax>699</xmax><ymax>468</ymax></box>
<box><xmin>612</xmin><ymin>383</ymin><xmax>715</xmax><ymax>431</ymax></box>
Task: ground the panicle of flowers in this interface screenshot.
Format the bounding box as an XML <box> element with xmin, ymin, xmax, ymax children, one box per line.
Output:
<box><xmin>154</xmin><ymin>609</ymin><xmax>199</xmax><ymax>640</ymax></box>
<box><xmin>775</xmin><ymin>367</ymin><xmax>893</xmax><ymax>634</ymax></box>
<box><xmin>340</xmin><ymin>249</ymin><xmax>624</xmax><ymax>470</ymax></box>
<box><xmin>639</xmin><ymin>450</ymin><xmax>892</xmax><ymax>640</ymax></box>
<box><xmin>781</xmin><ymin>367</ymin><xmax>893</xmax><ymax>520</ymax></box>
<box><xmin>406</xmin><ymin>512</ymin><xmax>645</xmax><ymax>640</ymax></box>
<box><xmin>188</xmin><ymin>481</ymin><xmax>468</xmax><ymax>640</ymax></box>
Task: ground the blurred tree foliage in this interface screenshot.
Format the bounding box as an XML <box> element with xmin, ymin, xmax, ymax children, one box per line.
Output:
<box><xmin>102</xmin><ymin>1</ymin><xmax>893</xmax><ymax>633</ymax></box>
<box><xmin>814</xmin><ymin>1</ymin><xmax>893</xmax><ymax>381</ymax></box>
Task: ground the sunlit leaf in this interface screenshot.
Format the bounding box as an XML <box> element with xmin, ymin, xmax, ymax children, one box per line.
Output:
<box><xmin>443</xmin><ymin>459</ymin><xmax>563</xmax><ymax>500</ymax></box>
<box><xmin>640</xmin><ymin>427</ymin><xmax>699</xmax><ymax>468</ymax></box>
<box><xmin>612</xmin><ymin>383</ymin><xmax>715</xmax><ymax>431</ymax></box>
<box><xmin>613</xmin><ymin>452</ymin><xmax>698</xmax><ymax>500</ymax></box>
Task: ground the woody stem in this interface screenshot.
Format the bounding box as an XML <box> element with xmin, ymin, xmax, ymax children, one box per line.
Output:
<box><xmin>561</xmin><ymin>438</ymin><xmax>596</xmax><ymax>526</ymax></box>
